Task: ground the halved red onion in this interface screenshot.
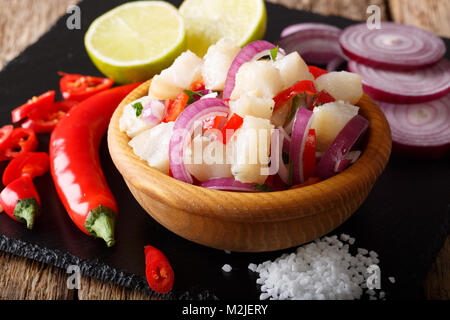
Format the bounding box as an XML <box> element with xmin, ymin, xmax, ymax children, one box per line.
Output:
<box><xmin>278</xmin><ymin>23</ymin><xmax>344</xmax><ymax>65</ymax></box>
<box><xmin>289</xmin><ymin>108</ymin><xmax>314</xmax><ymax>185</ymax></box>
<box><xmin>334</xmin><ymin>150</ymin><xmax>362</xmax><ymax>173</ymax></box>
<box><xmin>223</xmin><ymin>40</ymin><xmax>282</xmax><ymax>100</ymax></box>
<box><xmin>317</xmin><ymin>115</ymin><xmax>369</xmax><ymax>180</ymax></box>
<box><xmin>142</xmin><ymin>100</ymin><xmax>165</xmax><ymax>126</ymax></box>
<box><xmin>169</xmin><ymin>98</ymin><xmax>229</xmax><ymax>184</ymax></box>
<box><xmin>200</xmin><ymin>178</ymin><xmax>258</xmax><ymax>192</ymax></box>
<box><xmin>340</xmin><ymin>22</ymin><xmax>446</xmax><ymax>70</ymax></box>
<box><xmin>377</xmin><ymin>94</ymin><xmax>450</xmax><ymax>158</ymax></box>
<box><xmin>348</xmin><ymin>59</ymin><xmax>450</xmax><ymax>104</ymax></box>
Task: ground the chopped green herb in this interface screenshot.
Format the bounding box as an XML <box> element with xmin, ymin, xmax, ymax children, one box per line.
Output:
<box><xmin>183</xmin><ymin>89</ymin><xmax>205</xmax><ymax>104</ymax></box>
<box><xmin>132</xmin><ymin>102</ymin><xmax>143</xmax><ymax>117</ymax></box>
<box><xmin>286</xmin><ymin>93</ymin><xmax>305</xmax><ymax>123</ymax></box>
<box><xmin>253</xmin><ymin>184</ymin><xmax>273</xmax><ymax>192</ymax></box>
<box><xmin>270</xmin><ymin>45</ymin><xmax>279</xmax><ymax>61</ymax></box>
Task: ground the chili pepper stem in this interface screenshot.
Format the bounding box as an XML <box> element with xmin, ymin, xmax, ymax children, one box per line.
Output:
<box><xmin>84</xmin><ymin>205</ymin><xmax>116</xmax><ymax>247</ymax></box>
<box><xmin>13</xmin><ymin>198</ymin><xmax>38</xmax><ymax>230</ymax></box>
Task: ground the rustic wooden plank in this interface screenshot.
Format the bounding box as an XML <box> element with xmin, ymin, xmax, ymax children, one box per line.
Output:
<box><xmin>0</xmin><ymin>251</ymin><xmax>74</xmax><ymax>300</ymax></box>
<box><xmin>389</xmin><ymin>0</ymin><xmax>450</xmax><ymax>37</ymax></box>
<box><xmin>268</xmin><ymin>0</ymin><xmax>387</xmax><ymax>21</ymax></box>
<box><xmin>423</xmin><ymin>238</ymin><xmax>450</xmax><ymax>300</ymax></box>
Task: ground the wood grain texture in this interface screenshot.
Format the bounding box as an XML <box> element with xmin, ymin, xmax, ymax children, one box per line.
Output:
<box><xmin>0</xmin><ymin>0</ymin><xmax>448</xmax><ymax>300</ymax></box>
<box><xmin>389</xmin><ymin>0</ymin><xmax>450</xmax><ymax>37</ymax></box>
<box><xmin>0</xmin><ymin>251</ymin><xmax>74</xmax><ymax>300</ymax></box>
<box><xmin>108</xmin><ymin>81</ymin><xmax>392</xmax><ymax>252</ymax></box>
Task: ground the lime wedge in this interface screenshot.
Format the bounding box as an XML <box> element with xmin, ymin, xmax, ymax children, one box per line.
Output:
<box><xmin>85</xmin><ymin>1</ymin><xmax>187</xmax><ymax>84</ymax></box>
<box><xmin>179</xmin><ymin>0</ymin><xmax>267</xmax><ymax>57</ymax></box>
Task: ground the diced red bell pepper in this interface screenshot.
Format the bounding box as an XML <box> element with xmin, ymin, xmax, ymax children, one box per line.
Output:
<box><xmin>162</xmin><ymin>92</ymin><xmax>189</xmax><ymax>122</ymax></box>
<box><xmin>2</xmin><ymin>152</ymin><xmax>49</xmax><ymax>186</ymax></box>
<box><xmin>0</xmin><ymin>175</ymin><xmax>41</xmax><ymax>229</ymax></box>
<box><xmin>308</xmin><ymin>66</ymin><xmax>329</xmax><ymax>79</ymax></box>
<box><xmin>302</xmin><ymin>129</ymin><xmax>316</xmax><ymax>181</ymax></box>
<box><xmin>144</xmin><ymin>245</ymin><xmax>174</xmax><ymax>294</ymax></box>
<box><xmin>219</xmin><ymin>113</ymin><xmax>243</xmax><ymax>144</ymax></box>
<box><xmin>11</xmin><ymin>91</ymin><xmax>55</xmax><ymax>123</ymax></box>
<box><xmin>273</xmin><ymin>80</ymin><xmax>317</xmax><ymax>110</ymax></box>
<box><xmin>312</xmin><ymin>90</ymin><xmax>336</xmax><ymax>109</ymax></box>
<box><xmin>190</xmin><ymin>79</ymin><xmax>205</xmax><ymax>91</ymax></box>
<box><xmin>59</xmin><ymin>72</ymin><xmax>114</xmax><ymax>102</ymax></box>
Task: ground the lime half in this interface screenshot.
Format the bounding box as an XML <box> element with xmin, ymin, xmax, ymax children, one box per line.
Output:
<box><xmin>85</xmin><ymin>1</ymin><xmax>187</xmax><ymax>84</ymax></box>
<box><xmin>179</xmin><ymin>0</ymin><xmax>267</xmax><ymax>57</ymax></box>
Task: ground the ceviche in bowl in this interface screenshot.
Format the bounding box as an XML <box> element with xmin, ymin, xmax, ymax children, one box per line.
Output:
<box><xmin>118</xmin><ymin>39</ymin><xmax>369</xmax><ymax>191</ymax></box>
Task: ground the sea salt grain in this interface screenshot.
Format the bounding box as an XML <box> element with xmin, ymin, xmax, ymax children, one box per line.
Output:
<box><xmin>388</xmin><ymin>277</ymin><xmax>396</xmax><ymax>284</ymax></box>
<box><xmin>249</xmin><ymin>234</ymin><xmax>381</xmax><ymax>300</ymax></box>
<box><xmin>222</xmin><ymin>264</ymin><xmax>232</xmax><ymax>272</ymax></box>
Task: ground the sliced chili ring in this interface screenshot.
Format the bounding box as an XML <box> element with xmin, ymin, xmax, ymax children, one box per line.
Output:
<box><xmin>23</xmin><ymin>100</ymin><xmax>78</xmax><ymax>133</ymax></box>
<box><xmin>144</xmin><ymin>246</ymin><xmax>175</xmax><ymax>294</ymax></box>
<box><xmin>11</xmin><ymin>91</ymin><xmax>55</xmax><ymax>123</ymax></box>
<box><xmin>0</xmin><ymin>125</ymin><xmax>14</xmax><ymax>151</ymax></box>
<box><xmin>59</xmin><ymin>72</ymin><xmax>114</xmax><ymax>102</ymax></box>
<box><xmin>273</xmin><ymin>80</ymin><xmax>317</xmax><ymax>110</ymax></box>
<box><xmin>2</xmin><ymin>152</ymin><xmax>50</xmax><ymax>186</ymax></box>
<box><xmin>312</xmin><ymin>90</ymin><xmax>336</xmax><ymax>109</ymax></box>
<box><xmin>3</xmin><ymin>128</ymin><xmax>38</xmax><ymax>159</ymax></box>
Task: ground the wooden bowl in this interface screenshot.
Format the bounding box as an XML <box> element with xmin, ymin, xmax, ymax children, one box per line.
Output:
<box><xmin>108</xmin><ymin>80</ymin><xmax>392</xmax><ymax>252</ymax></box>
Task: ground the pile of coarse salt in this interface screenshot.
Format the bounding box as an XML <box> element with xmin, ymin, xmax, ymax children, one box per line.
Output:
<box><xmin>248</xmin><ymin>234</ymin><xmax>384</xmax><ymax>300</ymax></box>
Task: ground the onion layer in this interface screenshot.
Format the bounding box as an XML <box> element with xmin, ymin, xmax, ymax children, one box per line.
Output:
<box><xmin>316</xmin><ymin>115</ymin><xmax>369</xmax><ymax>180</ymax></box>
<box><xmin>200</xmin><ymin>178</ymin><xmax>257</xmax><ymax>192</ymax></box>
<box><xmin>169</xmin><ymin>98</ymin><xmax>229</xmax><ymax>184</ymax></box>
<box><xmin>377</xmin><ymin>94</ymin><xmax>450</xmax><ymax>158</ymax></box>
<box><xmin>348</xmin><ymin>59</ymin><xmax>450</xmax><ymax>104</ymax></box>
<box><xmin>289</xmin><ymin>108</ymin><xmax>314</xmax><ymax>185</ymax></box>
<box><xmin>340</xmin><ymin>22</ymin><xmax>446</xmax><ymax>70</ymax></box>
<box><xmin>142</xmin><ymin>100</ymin><xmax>165</xmax><ymax>126</ymax></box>
<box><xmin>223</xmin><ymin>40</ymin><xmax>280</xmax><ymax>100</ymax></box>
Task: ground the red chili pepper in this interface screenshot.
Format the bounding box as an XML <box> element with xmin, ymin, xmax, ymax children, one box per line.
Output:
<box><xmin>219</xmin><ymin>113</ymin><xmax>243</xmax><ymax>144</ymax></box>
<box><xmin>0</xmin><ymin>125</ymin><xmax>14</xmax><ymax>151</ymax></box>
<box><xmin>3</xmin><ymin>128</ymin><xmax>38</xmax><ymax>160</ymax></box>
<box><xmin>312</xmin><ymin>90</ymin><xmax>336</xmax><ymax>110</ymax></box>
<box><xmin>144</xmin><ymin>245</ymin><xmax>174</xmax><ymax>294</ymax></box>
<box><xmin>190</xmin><ymin>79</ymin><xmax>205</xmax><ymax>91</ymax></box>
<box><xmin>0</xmin><ymin>175</ymin><xmax>40</xmax><ymax>229</ymax></box>
<box><xmin>11</xmin><ymin>91</ymin><xmax>55</xmax><ymax>123</ymax></box>
<box><xmin>49</xmin><ymin>83</ymin><xmax>140</xmax><ymax>247</ymax></box>
<box><xmin>162</xmin><ymin>92</ymin><xmax>189</xmax><ymax>122</ymax></box>
<box><xmin>308</xmin><ymin>66</ymin><xmax>328</xmax><ymax>79</ymax></box>
<box><xmin>59</xmin><ymin>72</ymin><xmax>114</xmax><ymax>102</ymax></box>
<box><xmin>302</xmin><ymin>129</ymin><xmax>317</xmax><ymax>181</ymax></box>
<box><xmin>2</xmin><ymin>152</ymin><xmax>49</xmax><ymax>186</ymax></box>
<box><xmin>21</xmin><ymin>100</ymin><xmax>78</xmax><ymax>133</ymax></box>
<box><xmin>273</xmin><ymin>80</ymin><xmax>317</xmax><ymax>110</ymax></box>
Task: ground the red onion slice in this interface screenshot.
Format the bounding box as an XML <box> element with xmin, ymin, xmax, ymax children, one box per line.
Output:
<box><xmin>317</xmin><ymin>115</ymin><xmax>369</xmax><ymax>180</ymax></box>
<box><xmin>200</xmin><ymin>178</ymin><xmax>258</xmax><ymax>192</ymax></box>
<box><xmin>348</xmin><ymin>59</ymin><xmax>450</xmax><ymax>104</ymax></box>
<box><xmin>326</xmin><ymin>56</ymin><xmax>346</xmax><ymax>72</ymax></box>
<box><xmin>142</xmin><ymin>100</ymin><xmax>165</xmax><ymax>126</ymax></box>
<box><xmin>278</xmin><ymin>126</ymin><xmax>291</xmax><ymax>155</ymax></box>
<box><xmin>281</xmin><ymin>23</ymin><xmax>342</xmax><ymax>38</ymax></box>
<box><xmin>169</xmin><ymin>98</ymin><xmax>229</xmax><ymax>184</ymax></box>
<box><xmin>334</xmin><ymin>150</ymin><xmax>362</xmax><ymax>173</ymax></box>
<box><xmin>377</xmin><ymin>94</ymin><xmax>450</xmax><ymax>158</ymax></box>
<box><xmin>278</xmin><ymin>23</ymin><xmax>344</xmax><ymax>65</ymax></box>
<box><xmin>340</xmin><ymin>22</ymin><xmax>446</xmax><ymax>70</ymax></box>
<box><xmin>289</xmin><ymin>108</ymin><xmax>314</xmax><ymax>185</ymax></box>
<box><xmin>223</xmin><ymin>40</ymin><xmax>281</xmax><ymax>100</ymax></box>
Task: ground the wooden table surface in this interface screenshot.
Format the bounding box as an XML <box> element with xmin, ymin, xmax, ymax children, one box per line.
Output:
<box><xmin>0</xmin><ymin>0</ymin><xmax>448</xmax><ymax>300</ymax></box>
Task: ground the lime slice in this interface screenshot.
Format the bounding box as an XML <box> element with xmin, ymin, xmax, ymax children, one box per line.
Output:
<box><xmin>85</xmin><ymin>1</ymin><xmax>187</xmax><ymax>84</ymax></box>
<box><xmin>179</xmin><ymin>0</ymin><xmax>267</xmax><ymax>57</ymax></box>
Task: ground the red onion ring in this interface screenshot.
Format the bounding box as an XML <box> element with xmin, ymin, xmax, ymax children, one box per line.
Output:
<box><xmin>348</xmin><ymin>59</ymin><xmax>450</xmax><ymax>104</ymax></box>
<box><xmin>223</xmin><ymin>40</ymin><xmax>281</xmax><ymax>100</ymax></box>
<box><xmin>326</xmin><ymin>56</ymin><xmax>346</xmax><ymax>72</ymax></box>
<box><xmin>377</xmin><ymin>94</ymin><xmax>450</xmax><ymax>158</ymax></box>
<box><xmin>340</xmin><ymin>22</ymin><xmax>446</xmax><ymax>70</ymax></box>
<box><xmin>278</xmin><ymin>23</ymin><xmax>344</xmax><ymax>65</ymax></box>
<box><xmin>334</xmin><ymin>150</ymin><xmax>361</xmax><ymax>173</ymax></box>
<box><xmin>289</xmin><ymin>108</ymin><xmax>314</xmax><ymax>185</ymax></box>
<box><xmin>278</xmin><ymin>126</ymin><xmax>291</xmax><ymax>155</ymax></box>
<box><xmin>274</xmin><ymin>129</ymin><xmax>290</xmax><ymax>185</ymax></box>
<box><xmin>281</xmin><ymin>23</ymin><xmax>342</xmax><ymax>38</ymax></box>
<box><xmin>316</xmin><ymin>115</ymin><xmax>369</xmax><ymax>180</ymax></box>
<box><xmin>169</xmin><ymin>98</ymin><xmax>229</xmax><ymax>184</ymax></box>
<box><xmin>142</xmin><ymin>100</ymin><xmax>165</xmax><ymax>126</ymax></box>
<box><xmin>200</xmin><ymin>178</ymin><xmax>258</xmax><ymax>192</ymax></box>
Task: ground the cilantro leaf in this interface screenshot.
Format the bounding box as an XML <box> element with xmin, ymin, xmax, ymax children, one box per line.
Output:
<box><xmin>270</xmin><ymin>45</ymin><xmax>279</xmax><ymax>61</ymax></box>
<box><xmin>253</xmin><ymin>184</ymin><xmax>273</xmax><ymax>192</ymax></box>
<box><xmin>132</xmin><ymin>102</ymin><xmax>143</xmax><ymax>117</ymax></box>
<box><xmin>183</xmin><ymin>90</ymin><xmax>205</xmax><ymax>105</ymax></box>
<box><xmin>286</xmin><ymin>93</ymin><xmax>305</xmax><ymax>123</ymax></box>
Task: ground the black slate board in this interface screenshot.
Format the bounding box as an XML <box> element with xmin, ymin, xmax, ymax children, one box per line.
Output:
<box><xmin>0</xmin><ymin>0</ymin><xmax>449</xmax><ymax>300</ymax></box>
